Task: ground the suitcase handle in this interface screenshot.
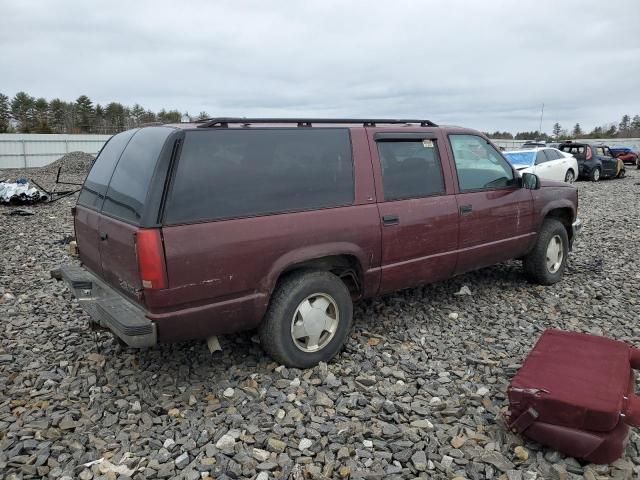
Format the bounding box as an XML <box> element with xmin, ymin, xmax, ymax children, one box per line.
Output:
<box><xmin>623</xmin><ymin>347</ymin><xmax>640</xmax><ymax>427</ymax></box>
<box><xmin>630</xmin><ymin>347</ymin><xmax>640</xmax><ymax>369</ymax></box>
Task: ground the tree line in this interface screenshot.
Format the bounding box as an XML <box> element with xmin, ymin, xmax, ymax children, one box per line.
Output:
<box><xmin>0</xmin><ymin>91</ymin><xmax>212</xmax><ymax>134</ymax></box>
<box><xmin>2</xmin><ymin>91</ymin><xmax>640</xmax><ymax>139</ymax></box>
<box><xmin>488</xmin><ymin>116</ymin><xmax>640</xmax><ymax>140</ymax></box>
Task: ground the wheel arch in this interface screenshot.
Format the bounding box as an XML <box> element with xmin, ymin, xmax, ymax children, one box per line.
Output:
<box><xmin>544</xmin><ymin>206</ymin><xmax>574</xmax><ymax>244</ymax></box>
<box><xmin>263</xmin><ymin>244</ymin><xmax>368</xmax><ymax>300</ymax></box>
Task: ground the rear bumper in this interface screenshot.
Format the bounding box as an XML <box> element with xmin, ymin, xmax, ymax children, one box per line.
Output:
<box><xmin>53</xmin><ymin>264</ymin><xmax>157</xmax><ymax>348</ymax></box>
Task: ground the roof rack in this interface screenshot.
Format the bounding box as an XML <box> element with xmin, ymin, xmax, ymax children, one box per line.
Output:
<box><xmin>196</xmin><ymin>117</ymin><xmax>438</xmax><ymax>128</ymax></box>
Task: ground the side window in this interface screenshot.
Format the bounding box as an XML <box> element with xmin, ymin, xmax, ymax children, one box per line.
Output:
<box><xmin>164</xmin><ymin>129</ymin><xmax>354</xmax><ymax>224</ymax></box>
<box><xmin>536</xmin><ymin>151</ymin><xmax>548</xmax><ymax>164</ymax></box>
<box><xmin>376</xmin><ymin>139</ymin><xmax>445</xmax><ymax>201</ymax></box>
<box><xmin>450</xmin><ymin>134</ymin><xmax>515</xmax><ymax>191</ymax></box>
<box><xmin>102</xmin><ymin>127</ymin><xmax>173</xmax><ymax>223</ymax></box>
<box><xmin>77</xmin><ymin>130</ymin><xmax>137</xmax><ymax>210</ymax></box>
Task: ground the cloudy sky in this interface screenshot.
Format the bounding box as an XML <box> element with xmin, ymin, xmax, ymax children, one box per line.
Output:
<box><xmin>2</xmin><ymin>0</ymin><xmax>639</xmax><ymax>134</ymax></box>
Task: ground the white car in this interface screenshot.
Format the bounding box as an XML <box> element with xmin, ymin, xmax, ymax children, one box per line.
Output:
<box><xmin>503</xmin><ymin>147</ymin><xmax>579</xmax><ymax>183</ymax></box>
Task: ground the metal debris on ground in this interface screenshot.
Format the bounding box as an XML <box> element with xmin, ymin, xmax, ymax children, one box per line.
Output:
<box><xmin>0</xmin><ymin>179</ymin><xmax>48</xmax><ymax>205</ymax></box>
<box><xmin>5</xmin><ymin>208</ymin><xmax>35</xmax><ymax>216</ymax></box>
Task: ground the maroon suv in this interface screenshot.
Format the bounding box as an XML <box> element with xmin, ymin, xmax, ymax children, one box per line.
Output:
<box><xmin>57</xmin><ymin>118</ymin><xmax>581</xmax><ymax>367</ymax></box>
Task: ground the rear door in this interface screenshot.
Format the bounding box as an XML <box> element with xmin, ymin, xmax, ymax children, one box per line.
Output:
<box><xmin>76</xmin><ymin>129</ymin><xmax>137</xmax><ymax>276</ymax></box>
<box><xmin>447</xmin><ymin>134</ymin><xmax>535</xmax><ymax>274</ymax></box>
<box><xmin>533</xmin><ymin>150</ymin><xmax>553</xmax><ymax>180</ymax></box>
<box><xmin>595</xmin><ymin>146</ymin><xmax>617</xmax><ymax>175</ymax></box>
<box><xmin>98</xmin><ymin>127</ymin><xmax>175</xmax><ymax>303</ymax></box>
<box><xmin>543</xmin><ymin>149</ymin><xmax>565</xmax><ymax>181</ymax></box>
<box><xmin>369</xmin><ymin>131</ymin><xmax>459</xmax><ymax>293</ymax></box>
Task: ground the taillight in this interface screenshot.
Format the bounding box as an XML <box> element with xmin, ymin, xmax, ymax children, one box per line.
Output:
<box><xmin>136</xmin><ymin>229</ymin><xmax>168</xmax><ymax>289</ymax></box>
<box><xmin>586</xmin><ymin>147</ymin><xmax>592</xmax><ymax>160</ymax></box>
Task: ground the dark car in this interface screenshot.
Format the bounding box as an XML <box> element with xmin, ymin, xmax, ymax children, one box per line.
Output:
<box><xmin>558</xmin><ymin>141</ymin><xmax>625</xmax><ymax>181</ymax></box>
<box><xmin>56</xmin><ymin>118</ymin><xmax>581</xmax><ymax>368</ymax></box>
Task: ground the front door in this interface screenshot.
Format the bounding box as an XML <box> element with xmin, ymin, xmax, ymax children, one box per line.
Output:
<box><xmin>369</xmin><ymin>132</ymin><xmax>459</xmax><ymax>294</ymax></box>
<box><xmin>447</xmin><ymin>134</ymin><xmax>535</xmax><ymax>275</ymax></box>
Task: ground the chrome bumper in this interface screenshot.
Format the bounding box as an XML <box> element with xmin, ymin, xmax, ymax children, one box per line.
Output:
<box><xmin>571</xmin><ymin>218</ymin><xmax>582</xmax><ymax>249</ymax></box>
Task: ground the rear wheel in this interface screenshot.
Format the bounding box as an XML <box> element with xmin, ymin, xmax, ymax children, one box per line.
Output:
<box><xmin>590</xmin><ymin>167</ymin><xmax>601</xmax><ymax>182</ymax></box>
<box><xmin>259</xmin><ymin>270</ymin><xmax>353</xmax><ymax>368</ymax></box>
<box><xmin>564</xmin><ymin>169</ymin><xmax>575</xmax><ymax>183</ymax></box>
<box><xmin>523</xmin><ymin>219</ymin><xmax>569</xmax><ymax>285</ymax></box>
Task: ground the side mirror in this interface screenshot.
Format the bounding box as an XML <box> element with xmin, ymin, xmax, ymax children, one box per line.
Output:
<box><xmin>522</xmin><ymin>172</ymin><xmax>540</xmax><ymax>190</ymax></box>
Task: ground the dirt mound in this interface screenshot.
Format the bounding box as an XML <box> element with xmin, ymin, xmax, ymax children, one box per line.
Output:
<box><xmin>40</xmin><ymin>151</ymin><xmax>95</xmax><ymax>176</ymax></box>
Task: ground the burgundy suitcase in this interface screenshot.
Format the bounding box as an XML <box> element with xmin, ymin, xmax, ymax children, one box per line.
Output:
<box><xmin>506</xmin><ymin>329</ymin><xmax>640</xmax><ymax>463</ymax></box>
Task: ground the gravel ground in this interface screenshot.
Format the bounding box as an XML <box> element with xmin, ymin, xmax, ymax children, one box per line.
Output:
<box><xmin>1</xmin><ymin>163</ymin><xmax>639</xmax><ymax>480</ymax></box>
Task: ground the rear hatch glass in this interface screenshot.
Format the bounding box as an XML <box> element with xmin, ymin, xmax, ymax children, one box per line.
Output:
<box><xmin>101</xmin><ymin>127</ymin><xmax>174</xmax><ymax>223</ymax></box>
<box><xmin>78</xmin><ymin>129</ymin><xmax>137</xmax><ymax>210</ymax></box>
<box><xmin>76</xmin><ymin>127</ymin><xmax>174</xmax><ymax>303</ymax></box>
<box><xmin>560</xmin><ymin>145</ymin><xmax>586</xmax><ymax>159</ymax></box>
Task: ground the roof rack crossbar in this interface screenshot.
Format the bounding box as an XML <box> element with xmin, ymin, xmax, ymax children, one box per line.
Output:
<box><xmin>196</xmin><ymin>118</ymin><xmax>437</xmax><ymax>128</ymax></box>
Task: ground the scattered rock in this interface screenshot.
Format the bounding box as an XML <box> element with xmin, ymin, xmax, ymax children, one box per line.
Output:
<box><xmin>411</xmin><ymin>450</ymin><xmax>428</xmax><ymax>471</ymax></box>
<box><xmin>1</xmin><ymin>167</ymin><xmax>638</xmax><ymax>479</ymax></box>
<box><xmin>514</xmin><ymin>446</ymin><xmax>529</xmax><ymax>462</ymax></box>
<box><xmin>215</xmin><ymin>434</ymin><xmax>236</xmax><ymax>452</ymax></box>
<box><xmin>175</xmin><ymin>452</ymin><xmax>189</xmax><ymax>469</ymax></box>
<box><xmin>481</xmin><ymin>451</ymin><xmax>515</xmax><ymax>472</ymax></box>
<box><xmin>298</xmin><ymin>438</ymin><xmax>313</xmax><ymax>451</ymax></box>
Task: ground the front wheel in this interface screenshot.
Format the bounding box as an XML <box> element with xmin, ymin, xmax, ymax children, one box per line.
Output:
<box><xmin>618</xmin><ymin>169</ymin><xmax>626</xmax><ymax>178</ymax></box>
<box><xmin>564</xmin><ymin>169</ymin><xmax>575</xmax><ymax>183</ymax></box>
<box><xmin>523</xmin><ymin>219</ymin><xmax>569</xmax><ymax>285</ymax></box>
<box><xmin>590</xmin><ymin>167</ymin><xmax>601</xmax><ymax>182</ymax></box>
<box><xmin>259</xmin><ymin>270</ymin><xmax>353</xmax><ymax>368</ymax></box>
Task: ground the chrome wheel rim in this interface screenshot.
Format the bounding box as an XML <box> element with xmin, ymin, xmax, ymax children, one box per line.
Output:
<box><xmin>565</xmin><ymin>171</ymin><xmax>574</xmax><ymax>183</ymax></box>
<box><xmin>546</xmin><ymin>235</ymin><xmax>564</xmax><ymax>273</ymax></box>
<box><xmin>593</xmin><ymin>169</ymin><xmax>600</xmax><ymax>181</ymax></box>
<box><xmin>290</xmin><ymin>293</ymin><xmax>339</xmax><ymax>352</ymax></box>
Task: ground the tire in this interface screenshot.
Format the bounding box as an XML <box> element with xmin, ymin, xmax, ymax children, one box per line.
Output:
<box><xmin>564</xmin><ymin>169</ymin><xmax>575</xmax><ymax>183</ymax></box>
<box><xmin>618</xmin><ymin>169</ymin><xmax>626</xmax><ymax>178</ymax></box>
<box><xmin>523</xmin><ymin>219</ymin><xmax>569</xmax><ymax>285</ymax></box>
<box><xmin>259</xmin><ymin>270</ymin><xmax>353</xmax><ymax>368</ymax></box>
<box><xmin>590</xmin><ymin>167</ymin><xmax>601</xmax><ymax>182</ymax></box>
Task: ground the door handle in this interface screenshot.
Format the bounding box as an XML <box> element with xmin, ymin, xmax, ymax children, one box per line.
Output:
<box><xmin>382</xmin><ymin>215</ymin><xmax>400</xmax><ymax>226</ymax></box>
<box><xmin>459</xmin><ymin>205</ymin><xmax>473</xmax><ymax>216</ymax></box>
<box><xmin>99</xmin><ymin>232</ymin><xmax>108</xmax><ymax>241</ymax></box>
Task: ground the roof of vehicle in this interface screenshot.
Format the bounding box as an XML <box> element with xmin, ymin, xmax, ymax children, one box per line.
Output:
<box><xmin>165</xmin><ymin>117</ymin><xmax>440</xmax><ymax>129</ymax></box>
<box><xmin>559</xmin><ymin>141</ymin><xmax>590</xmax><ymax>146</ymax></box>
<box><xmin>504</xmin><ymin>147</ymin><xmax>558</xmax><ymax>153</ymax></box>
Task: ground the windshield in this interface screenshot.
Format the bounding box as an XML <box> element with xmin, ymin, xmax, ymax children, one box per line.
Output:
<box><xmin>504</xmin><ymin>151</ymin><xmax>535</xmax><ymax>167</ymax></box>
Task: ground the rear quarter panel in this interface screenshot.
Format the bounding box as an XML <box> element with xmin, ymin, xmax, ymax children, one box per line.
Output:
<box><xmin>152</xmin><ymin>127</ymin><xmax>381</xmax><ymax>340</ymax></box>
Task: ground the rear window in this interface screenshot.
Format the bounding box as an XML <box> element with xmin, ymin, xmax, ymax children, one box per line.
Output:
<box><xmin>101</xmin><ymin>127</ymin><xmax>174</xmax><ymax>223</ymax></box>
<box><xmin>560</xmin><ymin>145</ymin><xmax>585</xmax><ymax>157</ymax></box>
<box><xmin>504</xmin><ymin>151</ymin><xmax>535</xmax><ymax>167</ymax></box>
<box><xmin>165</xmin><ymin>128</ymin><xmax>354</xmax><ymax>224</ymax></box>
<box><xmin>377</xmin><ymin>140</ymin><xmax>444</xmax><ymax>200</ymax></box>
<box><xmin>78</xmin><ymin>130</ymin><xmax>137</xmax><ymax>210</ymax></box>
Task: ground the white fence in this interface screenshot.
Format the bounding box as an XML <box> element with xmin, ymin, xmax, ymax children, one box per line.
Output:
<box><xmin>1</xmin><ymin>133</ymin><xmax>639</xmax><ymax>169</ymax></box>
<box><xmin>0</xmin><ymin>134</ymin><xmax>112</xmax><ymax>169</ymax></box>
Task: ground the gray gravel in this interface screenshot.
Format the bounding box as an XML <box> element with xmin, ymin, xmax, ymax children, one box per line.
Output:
<box><xmin>1</xmin><ymin>163</ymin><xmax>639</xmax><ymax>480</ymax></box>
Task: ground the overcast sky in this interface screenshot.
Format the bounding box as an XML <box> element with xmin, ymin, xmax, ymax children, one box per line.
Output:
<box><xmin>2</xmin><ymin>0</ymin><xmax>639</xmax><ymax>133</ymax></box>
